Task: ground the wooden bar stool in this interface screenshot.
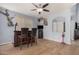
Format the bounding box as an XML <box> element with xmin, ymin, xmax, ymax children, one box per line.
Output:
<box><xmin>30</xmin><ymin>28</ymin><xmax>37</xmax><ymax>46</ymax></box>
<box><xmin>18</xmin><ymin>28</ymin><xmax>29</xmax><ymax>49</ymax></box>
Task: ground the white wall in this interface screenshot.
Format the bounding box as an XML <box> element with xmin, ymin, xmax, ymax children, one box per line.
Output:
<box><xmin>70</xmin><ymin>4</ymin><xmax>76</xmax><ymax>41</ymax></box>
<box><xmin>70</xmin><ymin>20</ymin><xmax>75</xmax><ymax>41</ymax></box>
<box><xmin>0</xmin><ymin>13</ymin><xmax>15</xmax><ymax>45</ymax></box>
<box><xmin>43</xmin><ymin>4</ymin><xmax>76</xmax><ymax>45</ymax></box>
<box><xmin>15</xmin><ymin>13</ymin><xmax>33</xmax><ymax>31</ymax></box>
<box><xmin>44</xmin><ymin>10</ymin><xmax>71</xmax><ymax>44</ymax></box>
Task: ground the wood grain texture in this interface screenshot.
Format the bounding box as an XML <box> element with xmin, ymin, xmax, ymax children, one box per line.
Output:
<box><xmin>0</xmin><ymin>39</ymin><xmax>79</xmax><ymax>55</ymax></box>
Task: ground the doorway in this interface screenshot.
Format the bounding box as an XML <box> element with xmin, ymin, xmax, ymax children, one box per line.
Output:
<box><xmin>72</xmin><ymin>22</ymin><xmax>79</xmax><ymax>46</ymax></box>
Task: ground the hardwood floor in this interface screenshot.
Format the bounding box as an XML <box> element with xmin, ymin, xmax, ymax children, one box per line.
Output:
<box><xmin>0</xmin><ymin>39</ymin><xmax>79</xmax><ymax>55</ymax></box>
<box><xmin>72</xmin><ymin>39</ymin><xmax>79</xmax><ymax>46</ymax></box>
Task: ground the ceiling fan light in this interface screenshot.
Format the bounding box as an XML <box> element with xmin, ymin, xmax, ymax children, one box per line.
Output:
<box><xmin>36</xmin><ymin>8</ymin><xmax>43</xmax><ymax>12</ymax></box>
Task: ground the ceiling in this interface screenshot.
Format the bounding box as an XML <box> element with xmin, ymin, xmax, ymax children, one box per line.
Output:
<box><xmin>0</xmin><ymin>3</ymin><xmax>75</xmax><ymax>18</ymax></box>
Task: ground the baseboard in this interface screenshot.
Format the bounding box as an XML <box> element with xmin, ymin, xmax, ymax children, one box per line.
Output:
<box><xmin>44</xmin><ymin>37</ymin><xmax>71</xmax><ymax>45</ymax></box>
<box><xmin>44</xmin><ymin>37</ymin><xmax>61</xmax><ymax>42</ymax></box>
<box><xmin>0</xmin><ymin>42</ymin><xmax>13</xmax><ymax>46</ymax></box>
<box><xmin>65</xmin><ymin>41</ymin><xmax>71</xmax><ymax>45</ymax></box>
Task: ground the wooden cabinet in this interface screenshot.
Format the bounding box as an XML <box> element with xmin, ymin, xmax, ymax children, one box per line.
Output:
<box><xmin>14</xmin><ymin>31</ymin><xmax>21</xmax><ymax>47</ymax></box>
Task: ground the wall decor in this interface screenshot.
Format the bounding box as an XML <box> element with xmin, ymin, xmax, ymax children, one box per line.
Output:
<box><xmin>44</xmin><ymin>18</ymin><xmax>48</xmax><ymax>26</ymax></box>
<box><xmin>0</xmin><ymin>7</ymin><xmax>14</xmax><ymax>27</ymax></box>
<box><xmin>7</xmin><ymin>15</ymin><xmax>14</xmax><ymax>27</ymax></box>
<box><xmin>38</xmin><ymin>17</ymin><xmax>48</xmax><ymax>26</ymax></box>
<box><xmin>38</xmin><ymin>17</ymin><xmax>44</xmax><ymax>25</ymax></box>
<box><xmin>38</xmin><ymin>17</ymin><xmax>44</xmax><ymax>22</ymax></box>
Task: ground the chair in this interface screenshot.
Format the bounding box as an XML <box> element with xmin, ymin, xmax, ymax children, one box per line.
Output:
<box><xmin>14</xmin><ymin>31</ymin><xmax>21</xmax><ymax>47</ymax></box>
<box><xmin>30</xmin><ymin>28</ymin><xmax>37</xmax><ymax>46</ymax></box>
<box><xmin>18</xmin><ymin>28</ymin><xmax>29</xmax><ymax>49</ymax></box>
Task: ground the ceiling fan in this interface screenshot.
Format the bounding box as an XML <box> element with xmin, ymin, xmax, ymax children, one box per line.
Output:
<box><xmin>31</xmin><ymin>3</ymin><xmax>50</xmax><ymax>14</ymax></box>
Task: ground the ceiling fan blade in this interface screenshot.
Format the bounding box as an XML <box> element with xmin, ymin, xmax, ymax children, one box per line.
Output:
<box><xmin>42</xmin><ymin>3</ymin><xmax>49</xmax><ymax>8</ymax></box>
<box><xmin>32</xmin><ymin>3</ymin><xmax>38</xmax><ymax>8</ymax></box>
<box><xmin>43</xmin><ymin>9</ymin><xmax>49</xmax><ymax>12</ymax></box>
<box><xmin>31</xmin><ymin>9</ymin><xmax>37</xmax><ymax>11</ymax></box>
